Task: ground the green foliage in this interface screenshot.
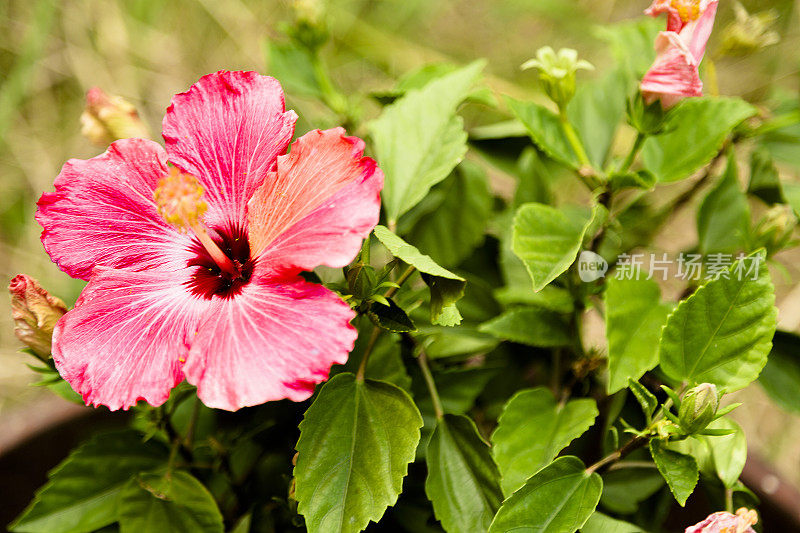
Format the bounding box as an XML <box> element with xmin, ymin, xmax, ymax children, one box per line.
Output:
<box><xmin>479</xmin><ymin>307</ymin><xmax>571</xmax><ymax>347</ymax></box>
<box><xmin>373</xmin><ymin>224</ymin><xmax>467</xmax><ymax>325</ymax></box>
<box><xmin>759</xmin><ymin>331</ymin><xmax>800</xmax><ymax>413</ymax></box>
<box><xmin>491</xmin><ymin>387</ymin><xmax>598</xmax><ymax>496</ymax></box>
<box><xmin>604</xmin><ymin>277</ymin><xmax>671</xmax><ymax>393</ymax></box>
<box><xmin>649</xmin><ymin>440</ymin><xmax>699</xmax><ymax>506</ymax></box>
<box><xmin>425</xmin><ymin>414</ymin><xmax>503</xmax><ymax>532</ymax></box>
<box><xmin>294</xmin><ymin>373</ymin><xmax>423</xmax><ymax>533</ymax></box>
<box><xmin>488</xmin><ymin>456</ymin><xmax>602</xmax><ymax>533</ymax></box>
<box><xmin>512</xmin><ymin>203</ymin><xmax>593</xmax><ymax>291</ymax></box>
<box><xmin>370</xmin><ymin>61</ymin><xmax>484</xmax><ymax>224</ymax></box>
<box><xmin>697</xmin><ymin>150</ymin><xmax>751</xmax><ymax>254</ymax></box>
<box><xmin>10</xmin><ymin>431</ymin><xmax>168</xmax><ymax>533</ymax></box>
<box><xmin>118</xmin><ymin>471</ymin><xmax>224</xmax><ymax>533</ymax></box>
<box><xmin>507</xmin><ymin>98</ymin><xmax>579</xmax><ymax>168</ymax></box>
<box><xmin>641</xmin><ymin>98</ymin><xmax>757</xmax><ymax>182</ymax></box>
<box><xmin>582</xmin><ymin>512</ymin><xmax>645</xmax><ymax>533</ymax></box>
<box><xmin>405</xmin><ymin>162</ymin><xmax>492</xmax><ymax>268</ymax></box>
<box><xmin>658</xmin><ymin>253</ymin><xmax>777</xmax><ymax>391</ymax></box>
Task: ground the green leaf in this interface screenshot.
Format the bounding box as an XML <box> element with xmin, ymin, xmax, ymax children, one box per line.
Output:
<box><xmin>783</xmin><ymin>183</ymin><xmax>800</xmax><ymax>218</ymax></box>
<box><xmin>406</xmin><ymin>161</ymin><xmax>493</xmax><ymax>268</ymax></box>
<box><xmin>628</xmin><ymin>379</ymin><xmax>658</xmax><ymax>421</ymax></box>
<box><xmin>10</xmin><ymin>431</ymin><xmax>168</xmax><ymax>533</ymax></box>
<box><xmin>373</xmin><ymin>225</ymin><xmax>467</xmax><ymax>324</ymax></box>
<box><xmin>658</xmin><ymin>252</ymin><xmax>777</xmax><ymax>391</ymax></box>
<box><xmin>495</xmin><ymin>285</ymin><xmax>574</xmax><ymax>313</ymax></box>
<box><xmin>641</xmin><ymin>97</ymin><xmax>757</xmax><ymax>182</ymax></box>
<box><xmin>512</xmin><ymin>203</ymin><xmax>593</xmax><ymax>291</ymax></box>
<box><xmin>507</xmin><ymin>97</ymin><xmax>578</xmax><ymax>168</ymax></box>
<box><xmin>118</xmin><ymin>471</ymin><xmax>223</xmax><ymax>533</ymax></box>
<box><xmin>597</xmin><ymin>17</ymin><xmax>660</xmax><ymax>82</ymax></box>
<box><xmin>605</xmin><ymin>277</ymin><xmax>671</xmax><ymax>393</ymax></box>
<box><xmin>294</xmin><ymin>373</ymin><xmax>423</xmax><ymax>533</ymax></box>
<box><xmin>581</xmin><ymin>512</ymin><xmax>645</xmax><ymax>533</ymax></box>
<box><xmin>367</xmin><ymin>299</ymin><xmax>416</xmax><ymax>332</ymax></box>
<box><xmin>759</xmin><ymin>331</ymin><xmax>800</xmax><ymax>413</ymax></box>
<box><xmin>599</xmin><ymin>466</ymin><xmax>664</xmax><ymax>514</ymax></box>
<box><xmin>425</xmin><ymin>414</ymin><xmax>503</xmax><ymax>533</ymax></box>
<box><xmin>479</xmin><ymin>307</ymin><xmax>571</xmax><ymax>348</ymax></box>
<box><xmin>567</xmin><ymin>70</ymin><xmax>629</xmax><ymax>169</ymax></box>
<box><xmin>697</xmin><ymin>150</ymin><xmax>751</xmax><ymax>254</ymax></box>
<box><xmin>649</xmin><ymin>439</ymin><xmax>699</xmax><ymax>506</ymax></box>
<box><xmin>488</xmin><ymin>456</ymin><xmax>602</xmax><ymax>533</ymax></box>
<box><xmin>370</xmin><ymin>60</ymin><xmax>484</xmax><ymax>223</ymax></box>
<box><xmin>492</xmin><ymin>388</ymin><xmax>598</xmax><ymax>496</ymax></box>
<box><xmin>702</xmin><ymin>418</ymin><xmax>747</xmax><ymax>488</ymax></box>
<box><xmin>748</xmin><ymin>148</ymin><xmax>784</xmax><ymax>205</ymax></box>
<box><xmin>424</xmin><ymin>327</ymin><xmax>499</xmax><ymax>360</ymax></box>
<box><xmin>265</xmin><ymin>42</ymin><xmax>321</xmax><ymax>99</ymax></box>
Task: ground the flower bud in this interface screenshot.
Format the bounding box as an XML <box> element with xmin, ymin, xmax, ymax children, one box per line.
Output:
<box><xmin>717</xmin><ymin>1</ymin><xmax>779</xmax><ymax>58</ymax></box>
<box><xmin>684</xmin><ymin>508</ymin><xmax>757</xmax><ymax>533</ymax></box>
<box><xmin>678</xmin><ymin>383</ymin><xmax>719</xmax><ymax>433</ymax></box>
<box><xmin>286</xmin><ymin>0</ymin><xmax>329</xmax><ymax>52</ymax></box>
<box><xmin>521</xmin><ymin>47</ymin><xmax>594</xmax><ymax>110</ymax></box>
<box><xmin>8</xmin><ymin>274</ymin><xmax>67</xmax><ymax>358</ymax></box>
<box><xmin>755</xmin><ymin>204</ymin><xmax>796</xmax><ymax>256</ymax></box>
<box><xmin>80</xmin><ymin>87</ymin><xmax>149</xmax><ymax>146</ymax></box>
<box><xmin>345</xmin><ymin>263</ymin><xmax>376</xmax><ymax>300</ymax></box>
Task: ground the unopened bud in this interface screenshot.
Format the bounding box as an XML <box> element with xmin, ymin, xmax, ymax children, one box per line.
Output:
<box><xmin>717</xmin><ymin>1</ymin><xmax>779</xmax><ymax>58</ymax></box>
<box><xmin>9</xmin><ymin>274</ymin><xmax>67</xmax><ymax>358</ymax></box>
<box><xmin>685</xmin><ymin>508</ymin><xmax>757</xmax><ymax>533</ymax></box>
<box><xmin>521</xmin><ymin>47</ymin><xmax>594</xmax><ymax>110</ymax></box>
<box><xmin>755</xmin><ymin>204</ymin><xmax>796</xmax><ymax>255</ymax></box>
<box><xmin>80</xmin><ymin>87</ymin><xmax>149</xmax><ymax>146</ymax></box>
<box><xmin>678</xmin><ymin>383</ymin><xmax>719</xmax><ymax>434</ymax></box>
<box><xmin>287</xmin><ymin>0</ymin><xmax>328</xmax><ymax>52</ymax></box>
<box><xmin>345</xmin><ymin>262</ymin><xmax>376</xmax><ymax>300</ymax></box>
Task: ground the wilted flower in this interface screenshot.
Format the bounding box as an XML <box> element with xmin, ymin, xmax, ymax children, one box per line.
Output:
<box><xmin>8</xmin><ymin>274</ymin><xmax>67</xmax><ymax>358</ymax></box>
<box><xmin>685</xmin><ymin>508</ymin><xmax>758</xmax><ymax>533</ymax></box>
<box><xmin>718</xmin><ymin>1</ymin><xmax>780</xmax><ymax>57</ymax></box>
<box><xmin>678</xmin><ymin>383</ymin><xmax>719</xmax><ymax>433</ymax></box>
<box><xmin>38</xmin><ymin>71</ymin><xmax>383</xmax><ymax>411</ymax></box>
<box><xmin>641</xmin><ymin>0</ymin><xmax>718</xmax><ymax>108</ymax></box>
<box><xmin>521</xmin><ymin>46</ymin><xmax>594</xmax><ymax>109</ymax></box>
<box><xmin>80</xmin><ymin>87</ymin><xmax>150</xmax><ymax>146</ymax></box>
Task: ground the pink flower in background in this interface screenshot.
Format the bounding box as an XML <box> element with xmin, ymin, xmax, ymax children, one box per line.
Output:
<box><xmin>37</xmin><ymin>71</ymin><xmax>383</xmax><ymax>411</ymax></box>
<box><xmin>685</xmin><ymin>508</ymin><xmax>758</xmax><ymax>533</ymax></box>
<box><xmin>641</xmin><ymin>0</ymin><xmax>719</xmax><ymax>108</ymax></box>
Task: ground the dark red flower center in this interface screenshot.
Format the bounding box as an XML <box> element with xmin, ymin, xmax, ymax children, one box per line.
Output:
<box><xmin>187</xmin><ymin>224</ymin><xmax>255</xmax><ymax>299</ymax></box>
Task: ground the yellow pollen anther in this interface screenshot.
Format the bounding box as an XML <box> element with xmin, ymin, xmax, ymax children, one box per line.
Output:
<box><xmin>154</xmin><ymin>167</ymin><xmax>240</xmax><ymax>278</ymax></box>
<box><xmin>670</xmin><ymin>0</ymin><xmax>701</xmax><ymax>23</ymax></box>
<box><xmin>154</xmin><ymin>167</ymin><xmax>208</xmax><ymax>230</ymax></box>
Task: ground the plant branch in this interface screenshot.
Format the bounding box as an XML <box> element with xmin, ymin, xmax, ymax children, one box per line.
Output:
<box><xmin>417</xmin><ymin>345</ymin><xmax>444</xmax><ymax>420</ymax></box>
<box><xmin>618</xmin><ymin>132</ymin><xmax>645</xmax><ymax>173</ymax></box>
<box><xmin>356</xmin><ymin>325</ymin><xmax>381</xmax><ymax>381</ymax></box>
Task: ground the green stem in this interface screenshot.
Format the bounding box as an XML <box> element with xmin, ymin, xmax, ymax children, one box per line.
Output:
<box><xmin>385</xmin><ymin>265</ymin><xmax>416</xmax><ymax>299</ymax></box>
<box><xmin>356</xmin><ymin>325</ymin><xmax>381</xmax><ymax>382</ymax></box>
<box><xmin>618</xmin><ymin>132</ymin><xmax>645</xmax><ymax>173</ymax></box>
<box><xmin>725</xmin><ymin>487</ymin><xmax>734</xmax><ymax>513</ymax></box>
<box><xmin>417</xmin><ymin>346</ymin><xmax>444</xmax><ymax>420</ymax></box>
<box><xmin>559</xmin><ymin>110</ymin><xmax>595</xmax><ymax>183</ymax></box>
<box><xmin>311</xmin><ymin>55</ymin><xmax>348</xmax><ymax>117</ymax></box>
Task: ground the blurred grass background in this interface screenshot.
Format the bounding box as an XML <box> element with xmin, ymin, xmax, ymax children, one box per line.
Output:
<box><xmin>1</xmin><ymin>0</ymin><xmax>800</xmax><ymax>484</ymax></box>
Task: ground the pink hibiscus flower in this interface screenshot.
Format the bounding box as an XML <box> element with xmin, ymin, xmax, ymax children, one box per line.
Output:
<box><xmin>641</xmin><ymin>0</ymin><xmax>719</xmax><ymax>108</ymax></box>
<box><xmin>37</xmin><ymin>71</ymin><xmax>383</xmax><ymax>411</ymax></box>
<box><xmin>685</xmin><ymin>508</ymin><xmax>758</xmax><ymax>533</ymax></box>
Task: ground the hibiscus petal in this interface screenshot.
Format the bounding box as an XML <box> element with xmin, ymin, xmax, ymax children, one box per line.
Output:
<box><xmin>183</xmin><ymin>271</ymin><xmax>357</xmax><ymax>410</ymax></box>
<box><xmin>52</xmin><ymin>267</ymin><xmax>210</xmax><ymax>411</ymax></box>
<box><xmin>162</xmin><ymin>71</ymin><xmax>297</xmax><ymax>228</ymax></box>
<box><xmin>36</xmin><ymin>138</ymin><xmax>192</xmax><ymax>281</ymax></box>
<box><xmin>247</xmin><ymin>128</ymin><xmax>383</xmax><ymax>271</ymax></box>
<box><xmin>641</xmin><ymin>31</ymin><xmax>703</xmax><ymax>108</ymax></box>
